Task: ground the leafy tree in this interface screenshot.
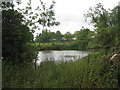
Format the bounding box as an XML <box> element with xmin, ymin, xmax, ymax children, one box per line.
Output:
<box><xmin>109</xmin><ymin>6</ymin><xmax>120</xmax><ymax>46</ymax></box>
<box><xmin>55</xmin><ymin>31</ymin><xmax>63</xmax><ymax>41</ymax></box>
<box><xmin>38</xmin><ymin>0</ymin><xmax>60</xmax><ymax>30</ymax></box>
<box><xmin>85</xmin><ymin>3</ymin><xmax>120</xmax><ymax>49</ymax></box>
<box><xmin>32</xmin><ymin>0</ymin><xmax>60</xmax><ymax>42</ymax></box>
<box><xmin>2</xmin><ymin>2</ymin><xmax>37</xmax><ymax>64</ymax></box>
<box><xmin>64</xmin><ymin>32</ymin><xmax>73</xmax><ymax>41</ymax></box>
<box><xmin>35</xmin><ymin>30</ymin><xmax>50</xmax><ymax>43</ymax></box>
<box><xmin>49</xmin><ymin>31</ymin><xmax>56</xmax><ymax>42</ymax></box>
<box><xmin>35</xmin><ymin>33</ymin><xmax>42</xmax><ymax>43</ymax></box>
<box><xmin>74</xmin><ymin>28</ymin><xmax>90</xmax><ymax>40</ymax></box>
<box><xmin>84</xmin><ymin>3</ymin><xmax>109</xmax><ymax>28</ymax></box>
<box><xmin>17</xmin><ymin>0</ymin><xmax>60</xmax><ymax>34</ymax></box>
<box><xmin>74</xmin><ymin>28</ymin><xmax>93</xmax><ymax>50</ymax></box>
<box><xmin>35</xmin><ymin>30</ymin><xmax>63</xmax><ymax>43</ymax></box>
<box><xmin>40</xmin><ymin>30</ymin><xmax>51</xmax><ymax>43</ymax></box>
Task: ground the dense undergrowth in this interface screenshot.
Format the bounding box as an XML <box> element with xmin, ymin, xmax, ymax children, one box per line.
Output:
<box><xmin>3</xmin><ymin>51</ymin><xmax>119</xmax><ymax>88</ymax></box>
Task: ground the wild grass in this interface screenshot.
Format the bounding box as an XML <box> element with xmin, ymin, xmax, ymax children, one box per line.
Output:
<box><xmin>2</xmin><ymin>51</ymin><xmax>119</xmax><ymax>88</ymax></box>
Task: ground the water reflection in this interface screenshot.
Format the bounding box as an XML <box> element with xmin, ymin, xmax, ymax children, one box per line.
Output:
<box><xmin>37</xmin><ymin>50</ymin><xmax>89</xmax><ymax>64</ymax></box>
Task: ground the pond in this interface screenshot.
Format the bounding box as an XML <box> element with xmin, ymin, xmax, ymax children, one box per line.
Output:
<box><xmin>37</xmin><ymin>50</ymin><xmax>89</xmax><ymax>64</ymax></box>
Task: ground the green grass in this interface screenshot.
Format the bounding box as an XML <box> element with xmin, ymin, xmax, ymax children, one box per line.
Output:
<box><xmin>2</xmin><ymin>51</ymin><xmax>119</xmax><ymax>88</ymax></box>
<box><xmin>33</xmin><ymin>41</ymin><xmax>88</xmax><ymax>51</ymax></box>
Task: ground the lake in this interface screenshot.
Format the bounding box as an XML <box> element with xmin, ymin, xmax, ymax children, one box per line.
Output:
<box><xmin>37</xmin><ymin>50</ymin><xmax>89</xmax><ymax>64</ymax></box>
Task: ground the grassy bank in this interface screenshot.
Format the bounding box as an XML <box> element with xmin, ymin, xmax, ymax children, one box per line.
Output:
<box><xmin>2</xmin><ymin>50</ymin><xmax>119</xmax><ymax>88</ymax></box>
<box><xmin>34</xmin><ymin>41</ymin><xmax>90</xmax><ymax>51</ymax></box>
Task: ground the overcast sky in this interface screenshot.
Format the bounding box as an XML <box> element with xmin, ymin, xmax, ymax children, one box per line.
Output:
<box><xmin>18</xmin><ymin>0</ymin><xmax>120</xmax><ymax>36</ymax></box>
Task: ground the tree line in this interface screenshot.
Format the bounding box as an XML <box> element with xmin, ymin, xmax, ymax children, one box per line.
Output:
<box><xmin>2</xmin><ymin>1</ymin><xmax>120</xmax><ymax>64</ymax></box>
<box><xmin>35</xmin><ymin>3</ymin><xmax>120</xmax><ymax>51</ymax></box>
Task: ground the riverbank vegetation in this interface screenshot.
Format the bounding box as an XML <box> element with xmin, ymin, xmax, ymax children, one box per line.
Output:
<box><xmin>35</xmin><ymin>28</ymin><xmax>95</xmax><ymax>51</ymax></box>
<box><xmin>2</xmin><ymin>0</ymin><xmax>120</xmax><ymax>88</ymax></box>
<box><xmin>3</xmin><ymin>50</ymin><xmax>119</xmax><ymax>88</ymax></box>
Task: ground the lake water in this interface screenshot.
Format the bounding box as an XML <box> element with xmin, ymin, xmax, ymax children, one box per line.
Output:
<box><xmin>37</xmin><ymin>50</ymin><xmax>89</xmax><ymax>64</ymax></box>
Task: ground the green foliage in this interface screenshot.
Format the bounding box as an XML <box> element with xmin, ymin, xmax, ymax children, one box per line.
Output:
<box><xmin>64</xmin><ymin>32</ymin><xmax>73</xmax><ymax>41</ymax></box>
<box><xmin>3</xmin><ymin>51</ymin><xmax>119</xmax><ymax>88</ymax></box>
<box><xmin>84</xmin><ymin>3</ymin><xmax>109</xmax><ymax>28</ymax></box>
<box><xmin>35</xmin><ymin>30</ymin><xmax>63</xmax><ymax>43</ymax></box>
<box><xmin>85</xmin><ymin>3</ymin><xmax>120</xmax><ymax>50</ymax></box>
<box><xmin>2</xmin><ymin>4</ymin><xmax>37</xmax><ymax>64</ymax></box>
<box><xmin>2</xmin><ymin>2</ymin><xmax>120</xmax><ymax>88</ymax></box>
<box><xmin>17</xmin><ymin>0</ymin><xmax>60</xmax><ymax>33</ymax></box>
<box><xmin>40</xmin><ymin>30</ymin><xmax>51</xmax><ymax>43</ymax></box>
<box><xmin>55</xmin><ymin>31</ymin><xmax>63</xmax><ymax>41</ymax></box>
<box><xmin>74</xmin><ymin>28</ymin><xmax>94</xmax><ymax>50</ymax></box>
<box><xmin>2</xmin><ymin>62</ymin><xmax>36</xmax><ymax>88</ymax></box>
<box><xmin>38</xmin><ymin>0</ymin><xmax>60</xmax><ymax>29</ymax></box>
<box><xmin>17</xmin><ymin>0</ymin><xmax>38</xmax><ymax>33</ymax></box>
<box><xmin>64</xmin><ymin>40</ymin><xmax>81</xmax><ymax>50</ymax></box>
<box><xmin>36</xmin><ymin>43</ymin><xmax>64</xmax><ymax>50</ymax></box>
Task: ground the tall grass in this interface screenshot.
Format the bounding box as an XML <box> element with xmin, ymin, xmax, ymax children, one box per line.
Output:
<box><xmin>3</xmin><ymin>51</ymin><xmax>119</xmax><ymax>88</ymax></box>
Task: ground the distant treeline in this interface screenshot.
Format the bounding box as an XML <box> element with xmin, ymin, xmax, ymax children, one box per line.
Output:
<box><xmin>35</xmin><ymin>28</ymin><xmax>94</xmax><ymax>50</ymax></box>
<box><xmin>35</xmin><ymin>3</ymin><xmax>120</xmax><ymax>51</ymax></box>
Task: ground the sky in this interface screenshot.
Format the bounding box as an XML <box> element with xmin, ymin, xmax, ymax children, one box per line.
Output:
<box><xmin>17</xmin><ymin>0</ymin><xmax>120</xmax><ymax>36</ymax></box>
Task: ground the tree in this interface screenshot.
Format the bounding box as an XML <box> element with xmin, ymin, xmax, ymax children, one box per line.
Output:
<box><xmin>55</xmin><ymin>31</ymin><xmax>63</xmax><ymax>41</ymax></box>
<box><xmin>17</xmin><ymin>0</ymin><xmax>60</xmax><ymax>34</ymax></box>
<box><xmin>74</xmin><ymin>28</ymin><xmax>90</xmax><ymax>40</ymax></box>
<box><xmin>64</xmin><ymin>32</ymin><xmax>73</xmax><ymax>41</ymax></box>
<box><xmin>40</xmin><ymin>30</ymin><xmax>51</xmax><ymax>43</ymax></box>
<box><xmin>84</xmin><ymin>3</ymin><xmax>120</xmax><ymax>49</ymax></box>
<box><xmin>2</xmin><ymin>2</ymin><xmax>37</xmax><ymax>64</ymax></box>
<box><xmin>84</xmin><ymin>3</ymin><xmax>109</xmax><ymax>29</ymax></box>
<box><xmin>32</xmin><ymin>0</ymin><xmax>60</xmax><ymax>42</ymax></box>
<box><xmin>74</xmin><ymin>28</ymin><xmax>93</xmax><ymax>50</ymax></box>
<box><xmin>37</xmin><ymin>0</ymin><xmax>60</xmax><ymax>30</ymax></box>
<box><xmin>109</xmin><ymin>6</ymin><xmax>120</xmax><ymax>46</ymax></box>
<box><xmin>35</xmin><ymin>30</ymin><xmax>63</xmax><ymax>43</ymax></box>
<box><xmin>49</xmin><ymin>31</ymin><xmax>56</xmax><ymax>42</ymax></box>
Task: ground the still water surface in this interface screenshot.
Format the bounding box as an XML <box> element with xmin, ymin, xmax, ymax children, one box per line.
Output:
<box><xmin>37</xmin><ymin>50</ymin><xmax>89</xmax><ymax>64</ymax></box>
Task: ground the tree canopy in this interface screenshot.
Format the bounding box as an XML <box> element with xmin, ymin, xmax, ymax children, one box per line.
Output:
<box><xmin>84</xmin><ymin>3</ymin><xmax>120</xmax><ymax>49</ymax></box>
